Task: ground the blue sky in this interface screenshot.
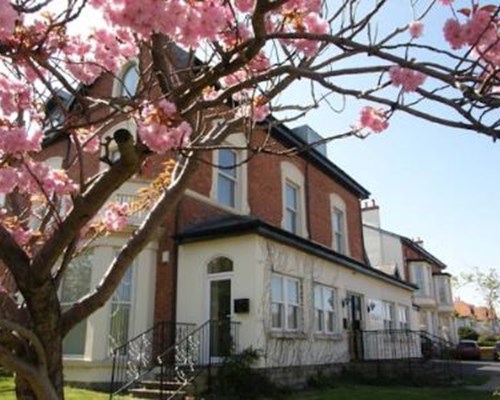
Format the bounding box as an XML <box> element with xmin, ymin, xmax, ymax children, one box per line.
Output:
<box><xmin>284</xmin><ymin>1</ymin><xmax>500</xmax><ymax>306</ymax></box>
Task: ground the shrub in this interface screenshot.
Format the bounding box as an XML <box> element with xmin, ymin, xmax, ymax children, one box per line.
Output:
<box><xmin>210</xmin><ymin>348</ymin><xmax>281</xmax><ymax>399</ymax></box>
<box><xmin>458</xmin><ymin>327</ymin><xmax>479</xmax><ymax>341</ymax></box>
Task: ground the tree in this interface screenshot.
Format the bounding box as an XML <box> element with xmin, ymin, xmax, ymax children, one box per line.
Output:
<box><xmin>0</xmin><ymin>0</ymin><xmax>498</xmax><ymax>398</ymax></box>
<box><xmin>460</xmin><ymin>267</ymin><xmax>500</xmax><ymax>314</ymax></box>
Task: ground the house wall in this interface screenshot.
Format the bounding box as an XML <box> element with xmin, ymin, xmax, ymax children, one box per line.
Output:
<box><xmin>177</xmin><ymin>234</ymin><xmax>415</xmax><ymax>368</ymax></box>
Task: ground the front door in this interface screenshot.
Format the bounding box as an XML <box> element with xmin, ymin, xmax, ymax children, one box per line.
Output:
<box><xmin>209</xmin><ymin>279</ymin><xmax>232</xmax><ymax>360</ymax></box>
<box><xmin>346</xmin><ymin>293</ymin><xmax>364</xmax><ymax>360</ymax></box>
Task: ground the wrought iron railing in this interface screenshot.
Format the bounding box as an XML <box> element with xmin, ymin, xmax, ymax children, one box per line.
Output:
<box><xmin>109</xmin><ymin>321</ymin><xmax>195</xmax><ymax>397</ymax></box>
<box><xmin>156</xmin><ymin>319</ymin><xmax>241</xmax><ymax>399</ymax></box>
<box><xmin>349</xmin><ymin>329</ymin><xmax>460</xmax><ymax>385</ymax></box>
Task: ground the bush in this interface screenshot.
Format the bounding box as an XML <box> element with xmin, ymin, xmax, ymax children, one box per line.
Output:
<box><xmin>458</xmin><ymin>327</ymin><xmax>479</xmax><ymax>341</ymax></box>
<box><xmin>478</xmin><ymin>334</ymin><xmax>499</xmax><ymax>347</ymax></box>
<box><xmin>210</xmin><ymin>348</ymin><xmax>281</xmax><ymax>399</ymax></box>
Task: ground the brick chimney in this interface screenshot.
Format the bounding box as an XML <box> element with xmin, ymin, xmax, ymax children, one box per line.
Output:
<box><xmin>361</xmin><ymin>199</ymin><xmax>381</xmax><ymax>228</ymax></box>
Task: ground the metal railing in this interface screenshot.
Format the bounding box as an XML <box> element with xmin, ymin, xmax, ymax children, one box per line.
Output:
<box><xmin>156</xmin><ymin>319</ymin><xmax>241</xmax><ymax>399</ymax></box>
<box><xmin>109</xmin><ymin>321</ymin><xmax>195</xmax><ymax>397</ymax></box>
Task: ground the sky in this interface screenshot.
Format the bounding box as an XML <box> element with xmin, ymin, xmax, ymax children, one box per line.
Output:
<box><xmin>283</xmin><ymin>1</ymin><xmax>500</xmax><ymax>307</ymax></box>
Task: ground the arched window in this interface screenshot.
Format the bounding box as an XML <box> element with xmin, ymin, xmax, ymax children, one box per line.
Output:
<box><xmin>120</xmin><ymin>63</ymin><xmax>139</xmax><ymax>98</ymax></box>
<box><xmin>207</xmin><ymin>257</ymin><xmax>233</xmax><ymax>274</ymax></box>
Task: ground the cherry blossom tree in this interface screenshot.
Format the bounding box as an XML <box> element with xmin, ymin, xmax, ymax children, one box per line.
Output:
<box><xmin>0</xmin><ymin>0</ymin><xmax>498</xmax><ymax>398</ymax></box>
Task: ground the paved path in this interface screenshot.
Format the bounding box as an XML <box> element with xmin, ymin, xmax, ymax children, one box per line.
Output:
<box><xmin>459</xmin><ymin>361</ymin><xmax>500</xmax><ymax>392</ymax></box>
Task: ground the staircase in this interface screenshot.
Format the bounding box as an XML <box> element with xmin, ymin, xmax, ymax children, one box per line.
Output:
<box><xmin>109</xmin><ymin>320</ymin><xmax>240</xmax><ymax>400</ymax></box>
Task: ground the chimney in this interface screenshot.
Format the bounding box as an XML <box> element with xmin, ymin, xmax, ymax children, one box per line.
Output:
<box><xmin>413</xmin><ymin>237</ymin><xmax>424</xmax><ymax>247</ymax></box>
<box><xmin>361</xmin><ymin>199</ymin><xmax>381</xmax><ymax>228</ymax></box>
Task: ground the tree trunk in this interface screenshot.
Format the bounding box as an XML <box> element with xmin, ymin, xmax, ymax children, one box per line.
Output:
<box><xmin>15</xmin><ymin>280</ymin><xmax>65</xmax><ymax>400</ymax></box>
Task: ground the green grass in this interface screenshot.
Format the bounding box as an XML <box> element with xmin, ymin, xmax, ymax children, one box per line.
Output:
<box><xmin>0</xmin><ymin>376</ymin><xmax>131</xmax><ymax>400</ymax></box>
<box><xmin>290</xmin><ymin>385</ymin><xmax>493</xmax><ymax>400</ymax></box>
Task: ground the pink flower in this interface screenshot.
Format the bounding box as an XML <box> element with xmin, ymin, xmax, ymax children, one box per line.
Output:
<box><xmin>443</xmin><ymin>19</ymin><xmax>465</xmax><ymax>49</ymax></box>
<box><xmin>0</xmin><ymin>0</ymin><xmax>17</xmax><ymax>41</ymax></box>
<box><xmin>358</xmin><ymin>107</ymin><xmax>389</xmax><ymax>133</ymax></box>
<box><xmin>409</xmin><ymin>21</ymin><xmax>424</xmax><ymax>38</ymax></box>
<box><xmin>137</xmin><ymin>100</ymin><xmax>192</xmax><ymax>154</ymax></box>
<box><xmin>103</xmin><ymin>202</ymin><xmax>129</xmax><ymax>231</ymax></box>
<box><xmin>0</xmin><ymin>168</ymin><xmax>18</xmax><ymax>193</ymax></box>
<box><xmin>389</xmin><ymin>66</ymin><xmax>427</xmax><ymax>92</ymax></box>
<box><xmin>438</xmin><ymin>0</ymin><xmax>454</xmax><ymax>5</ymax></box>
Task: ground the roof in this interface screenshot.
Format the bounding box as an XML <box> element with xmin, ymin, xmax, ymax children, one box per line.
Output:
<box><xmin>454</xmin><ymin>300</ymin><xmax>498</xmax><ymax>321</ymax></box>
<box><xmin>176</xmin><ymin>215</ymin><xmax>416</xmax><ymax>291</ymax></box>
<box><xmin>363</xmin><ymin>223</ymin><xmax>447</xmax><ymax>270</ymax></box>
<box><xmin>268</xmin><ymin>119</ymin><xmax>370</xmax><ymax>199</ymax></box>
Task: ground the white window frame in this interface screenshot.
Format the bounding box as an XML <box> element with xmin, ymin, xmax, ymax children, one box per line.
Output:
<box><xmin>280</xmin><ymin>161</ymin><xmax>307</xmax><ymax>237</ymax></box>
<box><xmin>209</xmin><ymin>133</ymin><xmax>249</xmax><ymax>213</ymax></box>
<box><xmin>314</xmin><ymin>284</ymin><xmax>337</xmax><ymax>334</ymax></box>
<box><xmin>382</xmin><ymin>301</ymin><xmax>395</xmax><ymax>330</ymax></box>
<box><xmin>332</xmin><ymin>207</ymin><xmax>346</xmax><ymax>255</ymax></box>
<box><xmin>411</xmin><ymin>263</ymin><xmax>430</xmax><ymax>297</ymax></box>
<box><xmin>113</xmin><ymin>60</ymin><xmax>139</xmax><ymax>98</ymax></box>
<box><xmin>284</xmin><ymin>181</ymin><xmax>299</xmax><ymax>234</ymax></box>
<box><xmin>216</xmin><ymin>149</ymin><xmax>239</xmax><ymax>208</ymax></box>
<box><xmin>108</xmin><ymin>251</ymin><xmax>136</xmax><ymax>354</ymax></box>
<box><xmin>59</xmin><ymin>250</ymin><xmax>93</xmax><ymax>357</ymax></box>
<box><xmin>330</xmin><ymin>193</ymin><xmax>349</xmax><ymax>255</ymax></box>
<box><xmin>398</xmin><ymin>305</ymin><xmax>410</xmax><ymax>330</ymax></box>
<box><xmin>271</xmin><ymin>274</ymin><xmax>301</xmax><ymax>332</ymax></box>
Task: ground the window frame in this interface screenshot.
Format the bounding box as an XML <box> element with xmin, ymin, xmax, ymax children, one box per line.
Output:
<box><xmin>271</xmin><ymin>274</ymin><xmax>301</xmax><ymax>332</ymax></box>
<box><xmin>382</xmin><ymin>301</ymin><xmax>395</xmax><ymax>330</ymax></box>
<box><xmin>216</xmin><ymin>148</ymin><xmax>239</xmax><ymax>209</ymax></box>
<box><xmin>116</xmin><ymin>61</ymin><xmax>139</xmax><ymax>99</ymax></box>
<box><xmin>332</xmin><ymin>207</ymin><xmax>346</xmax><ymax>255</ymax></box>
<box><xmin>284</xmin><ymin>180</ymin><xmax>299</xmax><ymax>234</ymax></box>
<box><xmin>330</xmin><ymin>193</ymin><xmax>349</xmax><ymax>255</ymax></box>
<box><xmin>314</xmin><ymin>284</ymin><xmax>337</xmax><ymax>334</ymax></box>
<box><xmin>398</xmin><ymin>305</ymin><xmax>410</xmax><ymax>330</ymax></box>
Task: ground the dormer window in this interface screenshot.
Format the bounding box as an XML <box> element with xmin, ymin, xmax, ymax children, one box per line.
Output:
<box><xmin>117</xmin><ymin>62</ymin><xmax>139</xmax><ymax>98</ymax></box>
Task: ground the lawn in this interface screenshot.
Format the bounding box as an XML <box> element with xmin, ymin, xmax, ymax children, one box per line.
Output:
<box><xmin>0</xmin><ymin>376</ymin><xmax>128</xmax><ymax>400</ymax></box>
<box><xmin>290</xmin><ymin>385</ymin><xmax>493</xmax><ymax>400</ymax></box>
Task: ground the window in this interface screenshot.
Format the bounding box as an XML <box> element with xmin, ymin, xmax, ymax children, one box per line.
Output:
<box><xmin>332</xmin><ymin>208</ymin><xmax>346</xmax><ymax>254</ymax></box>
<box><xmin>216</xmin><ymin>149</ymin><xmax>238</xmax><ymax>208</ymax></box>
<box><xmin>208</xmin><ymin>257</ymin><xmax>233</xmax><ymax>274</ymax></box>
<box><xmin>412</xmin><ymin>264</ymin><xmax>428</xmax><ymax>297</ymax></box>
<box><xmin>314</xmin><ymin>285</ymin><xmax>337</xmax><ymax>334</ymax></box>
<box><xmin>271</xmin><ymin>275</ymin><xmax>301</xmax><ymax>331</ymax></box>
<box><xmin>382</xmin><ymin>301</ymin><xmax>395</xmax><ymax>330</ymax></box>
<box><xmin>284</xmin><ymin>182</ymin><xmax>299</xmax><ymax>233</ymax></box>
<box><xmin>60</xmin><ymin>251</ymin><xmax>93</xmax><ymax>356</ymax></box>
<box><xmin>120</xmin><ymin>63</ymin><xmax>139</xmax><ymax>98</ymax></box>
<box><xmin>280</xmin><ymin>161</ymin><xmax>307</xmax><ymax>237</ymax></box>
<box><xmin>330</xmin><ymin>193</ymin><xmax>349</xmax><ymax>255</ymax></box>
<box><xmin>399</xmin><ymin>305</ymin><xmax>410</xmax><ymax>330</ymax></box>
<box><xmin>437</xmin><ymin>278</ymin><xmax>449</xmax><ymax>304</ymax></box>
<box><xmin>109</xmin><ymin>257</ymin><xmax>134</xmax><ymax>353</ymax></box>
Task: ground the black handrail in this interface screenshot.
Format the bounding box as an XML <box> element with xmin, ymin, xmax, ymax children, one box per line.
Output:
<box><xmin>109</xmin><ymin>321</ymin><xmax>195</xmax><ymax>398</ymax></box>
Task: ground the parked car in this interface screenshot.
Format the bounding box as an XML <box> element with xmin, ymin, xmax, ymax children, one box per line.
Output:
<box><xmin>494</xmin><ymin>342</ymin><xmax>500</xmax><ymax>361</ymax></box>
<box><xmin>456</xmin><ymin>340</ymin><xmax>481</xmax><ymax>360</ymax></box>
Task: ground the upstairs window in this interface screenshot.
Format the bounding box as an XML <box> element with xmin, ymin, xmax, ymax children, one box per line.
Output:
<box><xmin>216</xmin><ymin>149</ymin><xmax>238</xmax><ymax>208</ymax></box>
<box><xmin>332</xmin><ymin>208</ymin><xmax>346</xmax><ymax>255</ymax></box>
<box><xmin>314</xmin><ymin>285</ymin><xmax>337</xmax><ymax>334</ymax></box>
<box><xmin>114</xmin><ymin>62</ymin><xmax>139</xmax><ymax>99</ymax></box>
<box><xmin>284</xmin><ymin>181</ymin><xmax>299</xmax><ymax>234</ymax></box>
<box><xmin>271</xmin><ymin>275</ymin><xmax>301</xmax><ymax>331</ymax></box>
<box><xmin>412</xmin><ymin>263</ymin><xmax>429</xmax><ymax>297</ymax></box>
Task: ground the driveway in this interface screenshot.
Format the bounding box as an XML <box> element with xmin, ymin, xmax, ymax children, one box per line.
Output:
<box><xmin>458</xmin><ymin>360</ymin><xmax>500</xmax><ymax>392</ymax></box>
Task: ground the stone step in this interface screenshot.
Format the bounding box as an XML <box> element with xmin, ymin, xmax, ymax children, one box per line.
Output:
<box><xmin>129</xmin><ymin>387</ymin><xmax>186</xmax><ymax>400</ymax></box>
<box><xmin>141</xmin><ymin>380</ymin><xmax>185</xmax><ymax>391</ymax></box>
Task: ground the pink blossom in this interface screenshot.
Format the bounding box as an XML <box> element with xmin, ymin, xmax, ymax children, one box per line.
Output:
<box><xmin>438</xmin><ymin>0</ymin><xmax>454</xmax><ymax>5</ymax></box>
<box><xmin>0</xmin><ymin>168</ymin><xmax>18</xmax><ymax>193</ymax></box>
<box><xmin>137</xmin><ymin>100</ymin><xmax>192</xmax><ymax>154</ymax></box>
<box><xmin>0</xmin><ymin>0</ymin><xmax>17</xmax><ymax>41</ymax></box>
<box><xmin>389</xmin><ymin>66</ymin><xmax>427</xmax><ymax>92</ymax></box>
<box><xmin>103</xmin><ymin>202</ymin><xmax>129</xmax><ymax>231</ymax></box>
<box><xmin>409</xmin><ymin>21</ymin><xmax>424</xmax><ymax>38</ymax></box>
<box><xmin>358</xmin><ymin>107</ymin><xmax>389</xmax><ymax>133</ymax></box>
<box><xmin>443</xmin><ymin>19</ymin><xmax>466</xmax><ymax>49</ymax></box>
<box><xmin>10</xmin><ymin>226</ymin><xmax>34</xmax><ymax>247</ymax></box>
<box><xmin>234</xmin><ymin>0</ymin><xmax>255</xmax><ymax>13</ymax></box>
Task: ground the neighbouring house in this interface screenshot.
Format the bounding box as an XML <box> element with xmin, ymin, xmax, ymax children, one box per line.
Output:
<box><xmin>0</xmin><ymin>60</ymin><xmax>420</xmax><ymax>386</ymax></box>
<box><xmin>362</xmin><ymin>201</ymin><xmax>458</xmax><ymax>344</ymax></box>
<box><xmin>455</xmin><ymin>300</ymin><xmax>499</xmax><ymax>335</ymax></box>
